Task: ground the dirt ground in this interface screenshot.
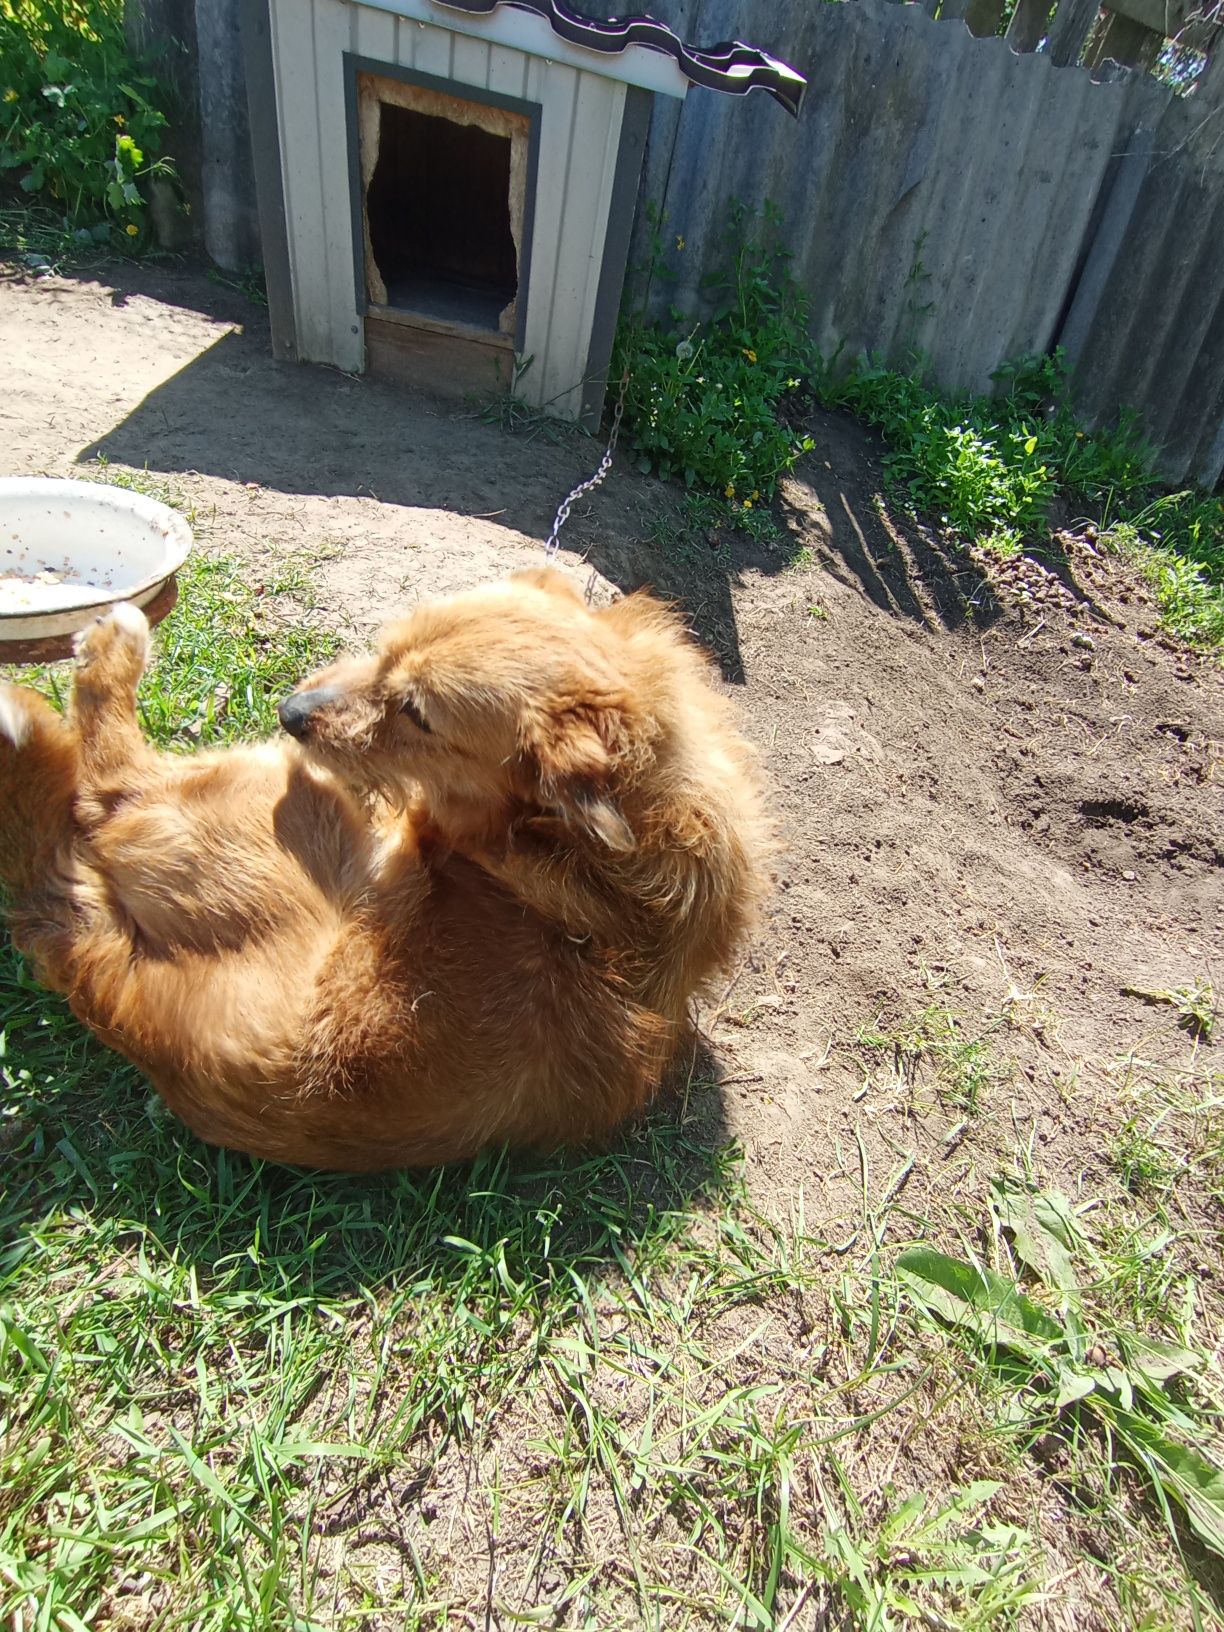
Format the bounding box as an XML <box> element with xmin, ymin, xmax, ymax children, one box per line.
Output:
<box><xmin>2</xmin><ymin>262</ymin><xmax>1222</xmax><ymax>1622</ymax></box>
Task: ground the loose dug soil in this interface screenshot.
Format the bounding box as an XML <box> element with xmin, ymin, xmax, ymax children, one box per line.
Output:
<box><xmin>2</xmin><ymin>261</ymin><xmax>1222</xmax><ymax>1623</ymax></box>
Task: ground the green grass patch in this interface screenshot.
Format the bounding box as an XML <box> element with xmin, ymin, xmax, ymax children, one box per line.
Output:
<box><xmin>857</xmin><ymin>1004</ymin><xmax>1007</xmax><ymax>1118</ymax></box>
<box><xmin>899</xmin><ymin>1175</ymin><xmax>1224</xmax><ymax>1603</ymax></box>
<box><xmin>818</xmin><ymin>350</ymin><xmax>1224</xmax><ymax>648</ymax></box>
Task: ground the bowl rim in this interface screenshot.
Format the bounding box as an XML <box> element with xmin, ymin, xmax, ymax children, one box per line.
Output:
<box><xmin>0</xmin><ymin>476</ymin><xmax>193</xmax><ymax>621</ymax></box>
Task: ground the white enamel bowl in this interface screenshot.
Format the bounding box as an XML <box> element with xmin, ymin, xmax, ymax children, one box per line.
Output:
<box><xmin>0</xmin><ymin>477</ymin><xmax>192</xmax><ymax>656</ymax></box>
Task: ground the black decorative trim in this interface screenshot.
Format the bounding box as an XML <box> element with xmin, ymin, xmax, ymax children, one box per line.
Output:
<box><xmin>430</xmin><ymin>0</ymin><xmax>806</xmax><ymax>116</ymax></box>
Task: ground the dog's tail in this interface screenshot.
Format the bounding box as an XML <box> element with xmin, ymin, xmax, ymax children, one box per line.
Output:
<box><xmin>0</xmin><ymin>684</ymin><xmax>80</xmax><ymax>899</ymax></box>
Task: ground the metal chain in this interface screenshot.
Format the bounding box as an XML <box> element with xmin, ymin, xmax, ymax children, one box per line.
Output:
<box><xmin>542</xmin><ymin>369</ymin><xmax>629</xmax><ymax>560</ymax></box>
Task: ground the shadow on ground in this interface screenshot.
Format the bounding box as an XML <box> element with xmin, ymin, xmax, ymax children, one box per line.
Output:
<box><xmin>0</xmin><ymin>938</ymin><xmax>735</xmax><ymax>1301</ymax></box>
<box><xmin>65</xmin><ymin>263</ymin><xmax>1005</xmax><ymax>679</ymax></box>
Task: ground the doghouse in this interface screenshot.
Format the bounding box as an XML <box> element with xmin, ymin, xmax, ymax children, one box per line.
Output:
<box><xmin>240</xmin><ymin>0</ymin><xmax>804</xmax><ymax>424</ymax></box>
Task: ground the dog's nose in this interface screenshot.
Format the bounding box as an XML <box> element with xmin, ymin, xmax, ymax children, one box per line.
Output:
<box><xmin>278</xmin><ymin>693</ymin><xmax>314</xmax><ymax>738</ymax></box>
<box><xmin>278</xmin><ymin>684</ymin><xmax>341</xmax><ymax>739</ymax></box>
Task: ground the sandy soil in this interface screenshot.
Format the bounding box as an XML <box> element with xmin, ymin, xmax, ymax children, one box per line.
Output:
<box><xmin>2</xmin><ymin>261</ymin><xmax>1221</xmax><ymax>1623</ymax></box>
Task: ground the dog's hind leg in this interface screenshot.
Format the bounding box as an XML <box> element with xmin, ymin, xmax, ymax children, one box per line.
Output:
<box><xmin>70</xmin><ymin>604</ymin><xmax>158</xmax><ymax>800</ymax></box>
<box><xmin>0</xmin><ymin>684</ymin><xmax>80</xmax><ymax>899</ymax></box>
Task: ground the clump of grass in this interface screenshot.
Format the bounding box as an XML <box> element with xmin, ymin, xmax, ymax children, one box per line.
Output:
<box><xmin>1109</xmin><ymin>1119</ymin><xmax>1184</xmax><ymax>1194</ymax></box>
<box><xmin>858</xmin><ymin>1004</ymin><xmax>1004</xmax><ymax>1115</ymax></box>
<box><xmin>899</xmin><ymin>1175</ymin><xmax>1224</xmax><ymax>1585</ymax></box>
<box><xmin>1123</xmin><ymin>978</ymin><xmax>1217</xmax><ymax>1043</ymax></box>
<box><xmin>818</xmin><ymin>349</ymin><xmax>1223</xmax><ymax>649</ymax></box>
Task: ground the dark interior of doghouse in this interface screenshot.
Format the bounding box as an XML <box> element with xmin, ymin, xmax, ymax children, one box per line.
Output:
<box><xmin>366</xmin><ymin>103</ymin><xmax>518</xmax><ymax>332</ymax></box>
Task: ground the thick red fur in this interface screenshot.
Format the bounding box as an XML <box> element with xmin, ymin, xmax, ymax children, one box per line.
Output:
<box><xmin>0</xmin><ymin>573</ymin><xmax>770</xmax><ymax>1170</ymax></box>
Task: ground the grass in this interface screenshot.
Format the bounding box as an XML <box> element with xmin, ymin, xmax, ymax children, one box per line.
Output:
<box><xmin>857</xmin><ymin>1004</ymin><xmax>1007</xmax><ymax>1119</ymax></box>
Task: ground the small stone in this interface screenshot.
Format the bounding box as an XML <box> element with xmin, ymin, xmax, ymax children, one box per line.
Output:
<box><xmin>1122</xmin><ymin>869</ymin><xmax>1137</xmax><ymax>881</ymax></box>
<box><xmin>971</xmin><ymin>676</ymin><xmax>986</xmax><ymax>692</ymax></box>
<box><xmin>1071</xmin><ymin>632</ymin><xmax>1095</xmax><ymax>650</ymax></box>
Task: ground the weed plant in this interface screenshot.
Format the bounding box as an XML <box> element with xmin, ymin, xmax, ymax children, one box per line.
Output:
<box><xmin>0</xmin><ymin>0</ymin><xmax>172</xmax><ymax>245</ymax></box>
<box><xmin>613</xmin><ymin>203</ymin><xmax>814</xmax><ymax>508</ymax></box>
<box><xmin>819</xmin><ymin>349</ymin><xmax>1224</xmax><ymax>647</ymax></box>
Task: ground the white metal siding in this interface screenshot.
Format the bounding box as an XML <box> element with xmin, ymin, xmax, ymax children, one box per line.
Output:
<box><xmin>268</xmin><ymin>0</ymin><xmax>628</xmax><ymax>417</ymax></box>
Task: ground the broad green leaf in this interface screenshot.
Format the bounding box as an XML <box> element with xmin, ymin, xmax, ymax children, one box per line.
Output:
<box><xmin>1118</xmin><ymin>1330</ymin><xmax>1200</xmax><ymax>1385</ymax></box>
<box><xmin>1114</xmin><ymin>1410</ymin><xmax>1224</xmax><ymax>1558</ymax></box>
<box><xmin>989</xmin><ymin>1176</ymin><xmax>1081</xmax><ymax>1293</ymax></box>
<box><xmin>1054</xmin><ymin>1365</ymin><xmax>1096</xmax><ymax>1410</ymax></box>
<box><xmin>897</xmin><ymin>1246</ymin><xmax>1064</xmax><ymax>1358</ymax></box>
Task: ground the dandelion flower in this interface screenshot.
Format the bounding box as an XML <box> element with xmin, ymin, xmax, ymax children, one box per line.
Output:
<box><xmin>126</xmin><ymin>223</ymin><xmax>139</xmax><ymax>236</ymax></box>
<box><xmin>724</xmin><ymin>483</ymin><xmax>735</xmax><ymax>499</ymax></box>
<box><xmin>3</xmin><ymin>88</ymin><xmax>18</xmax><ymax>103</ymax></box>
<box><xmin>742</xmin><ymin>348</ymin><xmax>757</xmax><ymax>363</ymax></box>
<box><xmin>674</xmin><ymin>338</ymin><xmax>694</xmax><ymax>361</ymax></box>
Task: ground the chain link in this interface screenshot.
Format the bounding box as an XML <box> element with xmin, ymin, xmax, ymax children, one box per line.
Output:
<box><xmin>542</xmin><ymin>369</ymin><xmax>629</xmax><ymax>560</ymax></box>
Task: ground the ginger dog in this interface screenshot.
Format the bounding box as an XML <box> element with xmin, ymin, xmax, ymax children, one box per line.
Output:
<box><xmin>0</xmin><ymin>571</ymin><xmax>769</xmax><ymax>1170</ymax></box>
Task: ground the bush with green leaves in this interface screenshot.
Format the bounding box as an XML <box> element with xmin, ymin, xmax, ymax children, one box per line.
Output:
<box><xmin>820</xmin><ymin>349</ymin><xmax>1224</xmax><ymax>647</ymax></box>
<box><xmin>613</xmin><ymin>204</ymin><xmax>815</xmax><ymax>507</ymax></box>
<box><xmin>0</xmin><ymin>0</ymin><xmax>172</xmax><ymax>244</ymax></box>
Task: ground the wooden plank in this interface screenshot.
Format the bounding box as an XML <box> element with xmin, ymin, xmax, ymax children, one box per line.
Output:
<box><xmin>963</xmin><ymin>0</ymin><xmax>1007</xmax><ymax>35</ymax></box>
<box><xmin>487</xmin><ymin>41</ymin><xmax>530</xmax><ymax>102</ymax></box>
<box><xmin>269</xmin><ymin>0</ymin><xmax>329</xmax><ymax>359</ymax></box>
<box><xmin>313</xmin><ymin>0</ymin><xmax>363</xmax><ymax>372</ymax></box>
<box><xmin>518</xmin><ymin>56</ymin><xmax>575</xmax><ymax>400</ymax></box>
<box><xmin>410</xmin><ymin>17</ymin><xmax>454</xmax><ymax>79</ymax></box>
<box><xmin>1196</xmin><ymin>46</ymin><xmax>1224</xmax><ymax>107</ymax></box>
<box><xmin>1005</xmin><ymin>0</ymin><xmax>1054</xmax><ymax>52</ymax></box>
<box><xmin>1046</xmin><ymin>0</ymin><xmax>1102</xmax><ymax>64</ymax></box>
<box><xmin>367</xmin><ymin>302</ymin><xmax>515</xmax><ymax>345</ymax></box>
<box><xmin>365</xmin><ymin>315</ymin><xmax>512</xmax><ymax>397</ymax></box>
<box><xmin>1096</xmin><ymin>0</ymin><xmax>1221</xmax><ymax>43</ymax></box>
<box><xmin>352</xmin><ymin>1</ymin><xmax>395</xmax><ymax>62</ymax></box>
<box><xmin>536</xmin><ymin>70</ymin><xmax>623</xmax><ymax>416</ymax></box>
<box><xmin>451</xmin><ymin>31</ymin><xmax>492</xmax><ymax>91</ymax></box>
<box><xmin>1087</xmin><ymin>8</ymin><xmax>1163</xmax><ymax>65</ymax></box>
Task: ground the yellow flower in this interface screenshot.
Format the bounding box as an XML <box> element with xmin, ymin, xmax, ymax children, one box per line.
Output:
<box><xmin>114</xmin><ymin>113</ymin><xmax>125</xmax><ymax>126</ymax></box>
<box><xmin>675</xmin><ymin>234</ymin><xmax>685</xmax><ymax>251</ymax></box>
<box><xmin>125</xmin><ymin>222</ymin><xmax>139</xmax><ymax>236</ymax></box>
<box><xmin>2</xmin><ymin>88</ymin><xmax>18</xmax><ymax>103</ymax></box>
<box><xmin>751</xmin><ymin>490</ymin><xmax>760</xmax><ymax>501</ymax></box>
<box><xmin>742</xmin><ymin>348</ymin><xmax>757</xmax><ymax>363</ymax></box>
<box><xmin>1076</xmin><ymin>430</ymin><xmax>1085</xmax><ymax>438</ymax></box>
<box><xmin>724</xmin><ymin>483</ymin><xmax>735</xmax><ymax>499</ymax></box>
<box><xmin>743</xmin><ymin>499</ymin><xmax>753</xmax><ymax>510</ymax></box>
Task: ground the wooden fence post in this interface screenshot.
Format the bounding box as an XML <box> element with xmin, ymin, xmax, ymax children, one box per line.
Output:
<box><xmin>1005</xmin><ymin>0</ymin><xmax>1055</xmax><ymax>52</ymax></box>
<box><xmin>1046</xmin><ymin>0</ymin><xmax>1102</xmax><ymax>64</ymax></box>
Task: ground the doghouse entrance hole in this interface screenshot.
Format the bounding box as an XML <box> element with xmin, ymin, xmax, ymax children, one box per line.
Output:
<box><xmin>366</xmin><ymin>103</ymin><xmax>518</xmax><ymax>332</ymax></box>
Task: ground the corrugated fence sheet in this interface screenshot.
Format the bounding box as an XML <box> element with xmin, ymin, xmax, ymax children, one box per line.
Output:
<box><xmin>632</xmin><ymin>0</ymin><xmax>1224</xmax><ymax>486</ymax></box>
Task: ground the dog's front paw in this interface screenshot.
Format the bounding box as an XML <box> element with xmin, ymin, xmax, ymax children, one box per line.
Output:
<box><xmin>73</xmin><ymin>603</ymin><xmax>151</xmax><ymax>685</ymax></box>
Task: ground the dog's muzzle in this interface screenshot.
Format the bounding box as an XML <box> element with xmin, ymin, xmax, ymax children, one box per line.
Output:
<box><xmin>277</xmin><ymin>685</ymin><xmax>341</xmax><ymax>740</ymax></box>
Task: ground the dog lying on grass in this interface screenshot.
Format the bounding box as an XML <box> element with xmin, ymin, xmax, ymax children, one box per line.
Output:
<box><xmin>0</xmin><ymin>570</ymin><xmax>769</xmax><ymax>1171</ymax></box>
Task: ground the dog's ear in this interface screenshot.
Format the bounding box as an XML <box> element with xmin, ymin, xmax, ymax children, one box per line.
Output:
<box><xmin>524</xmin><ymin>697</ymin><xmax>636</xmax><ymax>852</ymax></box>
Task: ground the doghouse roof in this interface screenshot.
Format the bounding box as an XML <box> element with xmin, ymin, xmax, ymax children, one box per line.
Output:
<box><xmin>366</xmin><ymin>0</ymin><xmax>806</xmax><ymax>112</ymax></box>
